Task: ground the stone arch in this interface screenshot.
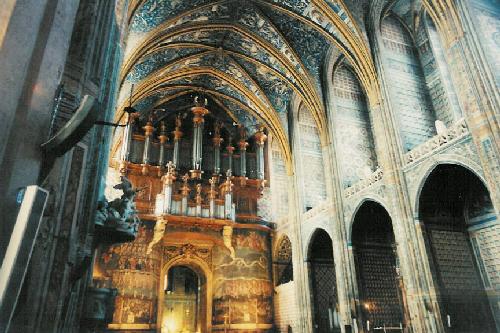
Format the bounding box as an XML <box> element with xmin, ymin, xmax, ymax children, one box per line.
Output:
<box><xmin>306</xmin><ymin>228</ymin><xmax>341</xmax><ymax>333</ymax></box>
<box><xmin>411</xmin><ymin>157</ymin><xmax>486</xmax><ymax>218</ymax></box>
<box><xmin>158</xmin><ymin>253</ymin><xmax>213</xmax><ymax>333</ymax></box>
<box><xmin>350</xmin><ymin>200</ymin><xmax>407</xmax><ymax>330</ymax></box>
<box><xmin>304</xmin><ymin>227</ymin><xmax>333</xmax><ymax>261</ymax></box>
<box><xmin>380</xmin><ymin>12</ymin><xmax>437</xmax><ymax>151</ymax></box>
<box><xmin>273</xmin><ymin>235</ymin><xmax>293</xmax><ymax>286</ymax></box>
<box><xmin>294</xmin><ymin>101</ymin><xmax>328</xmax><ymax>211</ymax></box>
<box><xmin>346</xmin><ymin>196</ymin><xmax>393</xmax><ymax>244</ymax></box>
<box><xmin>417</xmin><ymin>163</ymin><xmax>498</xmax><ymax>332</ymax></box>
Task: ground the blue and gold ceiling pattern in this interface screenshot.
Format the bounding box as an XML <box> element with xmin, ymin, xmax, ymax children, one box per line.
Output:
<box><xmin>118</xmin><ymin>0</ymin><xmax>379</xmax><ymax>163</ymax></box>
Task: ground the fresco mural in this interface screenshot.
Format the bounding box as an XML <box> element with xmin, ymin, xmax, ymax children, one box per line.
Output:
<box><xmin>94</xmin><ymin>221</ymin><xmax>160</xmax><ymax>328</ymax></box>
<box><xmin>213</xmin><ymin>229</ymin><xmax>274</xmax><ymax>330</ymax></box>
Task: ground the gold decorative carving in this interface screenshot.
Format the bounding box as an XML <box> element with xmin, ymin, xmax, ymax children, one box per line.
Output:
<box><xmin>163</xmin><ymin>244</ymin><xmax>212</xmax><ymax>267</ymax></box>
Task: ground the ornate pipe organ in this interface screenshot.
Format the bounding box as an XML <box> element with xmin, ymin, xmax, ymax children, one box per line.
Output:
<box><xmin>94</xmin><ymin>96</ymin><xmax>274</xmax><ymax>332</ymax></box>
<box><xmin>118</xmin><ymin>97</ymin><xmax>267</xmax><ymax>230</ymax></box>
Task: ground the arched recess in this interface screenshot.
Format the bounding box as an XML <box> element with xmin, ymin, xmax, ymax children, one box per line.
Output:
<box><xmin>307</xmin><ymin>229</ymin><xmax>341</xmax><ymax>333</ymax></box>
<box><xmin>296</xmin><ymin>103</ymin><xmax>327</xmax><ymax>210</ymax></box>
<box><xmin>269</xmin><ymin>138</ymin><xmax>289</xmax><ymax>221</ymax></box>
<box><xmin>380</xmin><ymin>14</ymin><xmax>437</xmax><ymax>151</ymax></box>
<box><xmin>351</xmin><ymin>201</ymin><xmax>407</xmax><ymax>330</ymax></box>
<box><xmin>274</xmin><ymin>235</ymin><xmax>293</xmax><ymax>286</ymax></box>
<box><xmin>332</xmin><ymin>61</ymin><xmax>378</xmax><ymax>188</ymax></box>
<box><xmin>416</xmin><ymin>13</ymin><xmax>463</xmax><ymax>126</ymax></box>
<box><xmin>159</xmin><ymin>256</ymin><xmax>213</xmax><ymax>333</ymax></box>
<box><xmin>418</xmin><ymin>164</ymin><xmax>498</xmax><ymax>332</ymax></box>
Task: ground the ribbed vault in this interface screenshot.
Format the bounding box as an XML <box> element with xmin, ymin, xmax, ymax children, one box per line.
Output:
<box><xmin>117</xmin><ymin>0</ymin><xmax>380</xmax><ymax>170</ymax></box>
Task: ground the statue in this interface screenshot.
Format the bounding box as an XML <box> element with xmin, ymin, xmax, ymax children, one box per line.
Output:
<box><xmin>95</xmin><ymin>176</ymin><xmax>141</xmax><ymax>243</ymax></box>
<box><xmin>175</xmin><ymin>114</ymin><xmax>182</xmax><ymax>130</ymax></box>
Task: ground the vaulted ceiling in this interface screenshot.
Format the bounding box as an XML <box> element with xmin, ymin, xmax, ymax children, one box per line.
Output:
<box><xmin>115</xmin><ymin>0</ymin><xmax>384</xmax><ymax>164</ymax></box>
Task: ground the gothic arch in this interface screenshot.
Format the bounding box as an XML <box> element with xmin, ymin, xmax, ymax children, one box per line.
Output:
<box><xmin>346</xmin><ymin>197</ymin><xmax>393</xmax><ymax>244</ymax></box>
<box><xmin>304</xmin><ymin>227</ymin><xmax>334</xmax><ymax>261</ymax></box>
<box><xmin>273</xmin><ymin>235</ymin><xmax>293</xmax><ymax>286</ymax></box>
<box><xmin>411</xmin><ymin>157</ymin><xmax>487</xmax><ymax>217</ymax></box>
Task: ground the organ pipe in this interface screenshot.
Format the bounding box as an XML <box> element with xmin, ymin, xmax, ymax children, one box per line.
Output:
<box><xmin>190</xmin><ymin>97</ymin><xmax>209</xmax><ymax>179</ymax></box>
<box><xmin>180</xmin><ymin>173</ymin><xmax>190</xmax><ymax>216</ymax></box>
<box><xmin>119</xmin><ymin>112</ymin><xmax>137</xmax><ymax>174</ymax></box>
<box><xmin>208</xmin><ymin>176</ymin><xmax>218</xmax><ymax>218</ymax></box>
<box><xmin>226</xmin><ymin>138</ymin><xmax>235</xmax><ymax>176</ymax></box>
<box><xmin>141</xmin><ymin>118</ymin><xmax>154</xmax><ymax>175</ymax></box>
<box><xmin>213</xmin><ymin>122</ymin><xmax>223</xmax><ymax>177</ymax></box>
<box><xmin>222</xmin><ymin>170</ymin><xmax>234</xmax><ymax>220</ymax></box>
<box><xmin>161</xmin><ymin>162</ymin><xmax>176</xmax><ymax>214</ymax></box>
<box><xmin>238</xmin><ymin>126</ymin><xmax>248</xmax><ymax>178</ymax></box>
<box><xmin>157</xmin><ymin>121</ymin><xmax>168</xmax><ymax>175</ymax></box>
<box><xmin>254</xmin><ymin>128</ymin><xmax>267</xmax><ymax>180</ymax></box>
<box><xmin>172</xmin><ymin>115</ymin><xmax>183</xmax><ymax>168</ymax></box>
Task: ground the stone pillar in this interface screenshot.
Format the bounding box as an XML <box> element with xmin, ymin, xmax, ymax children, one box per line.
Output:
<box><xmin>436</xmin><ymin>1</ymin><xmax>500</xmax><ymax>213</ymax></box>
<box><xmin>364</xmin><ymin>16</ymin><xmax>447</xmax><ymax>332</ymax></box>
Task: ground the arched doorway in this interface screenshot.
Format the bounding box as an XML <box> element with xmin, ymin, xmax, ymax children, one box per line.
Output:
<box><xmin>308</xmin><ymin>229</ymin><xmax>341</xmax><ymax>333</ymax></box>
<box><xmin>159</xmin><ymin>261</ymin><xmax>211</xmax><ymax>333</ymax></box>
<box><xmin>419</xmin><ymin>164</ymin><xmax>497</xmax><ymax>332</ymax></box>
<box><xmin>162</xmin><ymin>266</ymin><xmax>201</xmax><ymax>333</ymax></box>
<box><xmin>351</xmin><ymin>201</ymin><xmax>406</xmax><ymax>330</ymax></box>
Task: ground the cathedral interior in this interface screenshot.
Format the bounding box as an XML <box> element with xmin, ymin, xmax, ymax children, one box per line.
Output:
<box><xmin>0</xmin><ymin>0</ymin><xmax>499</xmax><ymax>333</ymax></box>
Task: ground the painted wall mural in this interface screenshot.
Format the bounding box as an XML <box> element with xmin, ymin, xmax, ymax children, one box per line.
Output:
<box><xmin>94</xmin><ymin>222</ymin><xmax>160</xmax><ymax>327</ymax></box>
<box><xmin>212</xmin><ymin>229</ymin><xmax>274</xmax><ymax>330</ymax></box>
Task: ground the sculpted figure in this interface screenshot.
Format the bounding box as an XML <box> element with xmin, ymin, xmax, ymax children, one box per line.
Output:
<box><xmin>95</xmin><ymin>176</ymin><xmax>141</xmax><ymax>242</ymax></box>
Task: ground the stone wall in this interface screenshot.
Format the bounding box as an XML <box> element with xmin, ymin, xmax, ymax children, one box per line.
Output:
<box><xmin>333</xmin><ymin>65</ymin><xmax>377</xmax><ymax>188</ymax></box>
<box><xmin>381</xmin><ymin>15</ymin><xmax>436</xmax><ymax>151</ymax></box>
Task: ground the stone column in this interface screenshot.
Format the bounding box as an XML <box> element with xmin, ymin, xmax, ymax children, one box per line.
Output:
<box><xmin>437</xmin><ymin>1</ymin><xmax>500</xmax><ymax>213</ymax></box>
<box><xmin>364</xmin><ymin>14</ymin><xmax>446</xmax><ymax>332</ymax></box>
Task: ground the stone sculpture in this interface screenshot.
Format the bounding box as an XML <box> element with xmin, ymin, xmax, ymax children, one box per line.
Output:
<box><xmin>95</xmin><ymin>176</ymin><xmax>140</xmax><ymax>243</ymax></box>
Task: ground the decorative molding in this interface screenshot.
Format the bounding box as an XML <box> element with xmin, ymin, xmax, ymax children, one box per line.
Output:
<box><xmin>404</xmin><ymin>118</ymin><xmax>469</xmax><ymax>165</ymax></box>
<box><xmin>344</xmin><ymin>168</ymin><xmax>383</xmax><ymax>198</ymax></box>
<box><xmin>302</xmin><ymin>201</ymin><xmax>332</xmax><ymax>222</ymax></box>
<box><xmin>163</xmin><ymin>243</ymin><xmax>212</xmax><ymax>268</ymax></box>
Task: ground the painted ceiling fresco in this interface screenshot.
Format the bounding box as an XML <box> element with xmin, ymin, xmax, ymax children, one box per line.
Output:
<box><xmin>118</xmin><ymin>0</ymin><xmax>375</xmax><ymax>152</ymax></box>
